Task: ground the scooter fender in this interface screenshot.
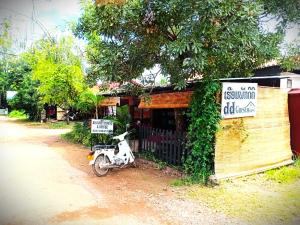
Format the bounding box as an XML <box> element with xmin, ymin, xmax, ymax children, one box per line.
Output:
<box><xmin>89</xmin><ymin>150</ymin><xmax>114</xmax><ymax>165</ymax></box>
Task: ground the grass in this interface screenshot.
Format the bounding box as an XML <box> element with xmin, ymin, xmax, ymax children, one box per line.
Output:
<box><xmin>21</xmin><ymin>120</ymin><xmax>75</xmax><ymax>129</ymax></box>
<box><xmin>187</xmin><ymin>182</ymin><xmax>300</xmax><ymax>225</ymax></box>
<box><xmin>171</xmin><ymin>178</ymin><xmax>194</xmax><ymax>186</ymax></box>
<box><xmin>181</xmin><ymin>160</ymin><xmax>300</xmax><ymax>225</ymax></box>
<box><xmin>265</xmin><ymin>159</ymin><xmax>300</xmax><ymax>183</ymax></box>
<box><xmin>136</xmin><ymin>151</ymin><xmax>171</xmax><ymax>170</ymax></box>
<box><xmin>46</xmin><ymin>121</ymin><xmax>74</xmax><ymax>129</ymax></box>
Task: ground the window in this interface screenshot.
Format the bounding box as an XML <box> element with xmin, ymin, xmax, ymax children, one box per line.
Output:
<box><xmin>287</xmin><ymin>79</ymin><xmax>292</xmax><ymax>88</ymax></box>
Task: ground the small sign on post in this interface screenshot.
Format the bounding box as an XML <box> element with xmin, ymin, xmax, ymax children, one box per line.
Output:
<box><xmin>221</xmin><ymin>82</ymin><xmax>258</xmax><ymax>119</ymax></box>
<box><xmin>91</xmin><ymin>119</ymin><xmax>113</xmax><ymax>134</ymax></box>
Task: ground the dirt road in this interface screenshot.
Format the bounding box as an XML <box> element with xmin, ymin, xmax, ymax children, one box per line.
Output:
<box><xmin>0</xmin><ymin>117</ymin><xmax>243</xmax><ymax>225</ymax></box>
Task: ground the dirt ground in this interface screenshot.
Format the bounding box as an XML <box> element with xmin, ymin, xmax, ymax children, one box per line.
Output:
<box><xmin>0</xmin><ymin>117</ymin><xmax>243</xmax><ymax>225</ymax></box>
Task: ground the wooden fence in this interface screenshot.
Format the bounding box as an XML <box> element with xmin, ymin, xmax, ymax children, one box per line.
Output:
<box><xmin>138</xmin><ymin>126</ymin><xmax>187</xmax><ymax>166</ymax></box>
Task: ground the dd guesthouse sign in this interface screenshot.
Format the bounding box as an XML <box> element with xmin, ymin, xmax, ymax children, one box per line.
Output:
<box><xmin>91</xmin><ymin>119</ymin><xmax>113</xmax><ymax>134</ymax></box>
<box><xmin>221</xmin><ymin>83</ymin><xmax>257</xmax><ymax>119</ymax></box>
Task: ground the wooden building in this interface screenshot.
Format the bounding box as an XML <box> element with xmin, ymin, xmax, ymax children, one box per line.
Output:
<box><xmin>100</xmin><ymin>78</ymin><xmax>293</xmax><ymax>179</ymax></box>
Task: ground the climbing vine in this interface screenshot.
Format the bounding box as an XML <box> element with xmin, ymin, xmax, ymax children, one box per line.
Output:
<box><xmin>184</xmin><ymin>79</ymin><xmax>221</xmax><ymax>183</ymax></box>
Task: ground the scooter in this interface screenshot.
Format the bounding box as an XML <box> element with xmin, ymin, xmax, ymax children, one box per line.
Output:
<box><xmin>87</xmin><ymin>131</ymin><xmax>135</xmax><ymax>176</ymax></box>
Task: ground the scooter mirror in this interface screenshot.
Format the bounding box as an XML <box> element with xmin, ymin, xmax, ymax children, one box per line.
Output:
<box><xmin>126</xmin><ymin>123</ymin><xmax>130</xmax><ymax>131</ymax></box>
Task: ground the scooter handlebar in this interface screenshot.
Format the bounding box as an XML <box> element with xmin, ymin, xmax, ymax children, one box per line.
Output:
<box><xmin>112</xmin><ymin>131</ymin><xmax>129</xmax><ymax>141</ymax></box>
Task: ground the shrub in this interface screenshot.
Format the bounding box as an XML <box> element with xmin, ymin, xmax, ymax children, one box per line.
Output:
<box><xmin>8</xmin><ymin>110</ymin><xmax>28</xmax><ymax>119</ymax></box>
<box><xmin>61</xmin><ymin>122</ymin><xmax>111</xmax><ymax>147</ymax></box>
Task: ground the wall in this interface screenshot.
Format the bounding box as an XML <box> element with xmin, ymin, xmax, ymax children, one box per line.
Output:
<box><xmin>214</xmin><ymin>87</ymin><xmax>293</xmax><ymax>180</ymax></box>
<box><xmin>292</xmin><ymin>77</ymin><xmax>300</xmax><ymax>88</ymax></box>
<box><xmin>280</xmin><ymin>75</ymin><xmax>300</xmax><ymax>89</ymax></box>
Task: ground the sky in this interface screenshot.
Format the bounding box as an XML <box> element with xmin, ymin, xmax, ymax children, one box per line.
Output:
<box><xmin>0</xmin><ymin>0</ymin><xmax>299</xmax><ymax>53</ymax></box>
<box><xmin>0</xmin><ymin>0</ymin><xmax>83</xmax><ymax>52</ymax></box>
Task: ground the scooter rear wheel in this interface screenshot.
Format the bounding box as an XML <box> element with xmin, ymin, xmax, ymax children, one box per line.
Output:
<box><xmin>92</xmin><ymin>155</ymin><xmax>110</xmax><ymax>177</ymax></box>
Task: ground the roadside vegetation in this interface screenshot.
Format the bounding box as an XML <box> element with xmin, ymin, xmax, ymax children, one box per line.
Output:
<box><xmin>266</xmin><ymin>159</ymin><xmax>300</xmax><ymax>183</ymax></box>
<box><xmin>61</xmin><ymin>105</ymin><xmax>131</xmax><ymax>146</ymax></box>
<box><xmin>44</xmin><ymin>121</ymin><xmax>75</xmax><ymax>129</ymax></box>
<box><xmin>171</xmin><ymin>159</ymin><xmax>300</xmax><ymax>224</ymax></box>
<box><xmin>8</xmin><ymin>109</ymin><xmax>28</xmax><ymax>120</ymax></box>
<box><xmin>61</xmin><ymin>122</ymin><xmax>90</xmax><ymax>146</ymax></box>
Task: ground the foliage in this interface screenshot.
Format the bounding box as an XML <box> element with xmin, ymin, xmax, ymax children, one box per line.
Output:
<box><xmin>187</xmin><ymin>177</ymin><xmax>300</xmax><ymax>225</ymax></box>
<box><xmin>265</xmin><ymin>159</ymin><xmax>300</xmax><ymax>183</ymax></box>
<box><xmin>62</xmin><ymin>122</ymin><xmax>111</xmax><ymax>146</ymax></box>
<box><xmin>171</xmin><ymin>178</ymin><xmax>194</xmax><ymax>187</ymax></box>
<box><xmin>28</xmin><ymin>36</ymin><xmax>85</xmax><ymax>111</ymax></box>
<box><xmin>281</xmin><ymin>43</ymin><xmax>300</xmax><ymax>71</ymax></box>
<box><xmin>6</xmin><ymin>57</ymin><xmax>43</xmax><ymax>121</ymax></box>
<box><xmin>0</xmin><ymin>19</ymin><xmax>12</xmax><ymax>107</ymax></box>
<box><xmin>76</xmin><ymin>88</ymin><xmax>104</xmax><ymax>119</ymax></box>
<box><xmin>47</xmin><ymin>121</ymin><xmax>74</xmax><ymax>129</ymax></box>
<box><xmin>8</xmin><ymin>109</ymin><xmax>27</xmax><ymax>119</ymax></box>
<box><xmin>105</xmin><ymin>105</ymin><xmax>131</xmax><ymax>135</ymax></box>
<box><xmin>136</xmin><ymin>150</ymin><xmax>168</xmax><ymax>170</ymax></box>
<box><xmin>75</xmin><ymin>0</ymin><xmax>286</xmax><ymax>88</ymax></box>
<box><xmin>184</xmin><ymin>80</ymin><xmax>221</xmax><ymax>183</ymax></box>
<box><xmin>0</xmin><ymin>19</ymin><xmax>12</xmax><ymax>55</ymax></box>
<box><xmin>1</xmin><ymin>35</ymin><xmax>86</xmax><ymax>121</ymax></box>
<box><xmin>63</xmin><ymin>105</ymin><xmax>131</xmax><ymax>146</ymax></box>
<box><xmin>260</xmin><ymin>0</ymin><xmax>300</xmax><ymax>28</ymax></box>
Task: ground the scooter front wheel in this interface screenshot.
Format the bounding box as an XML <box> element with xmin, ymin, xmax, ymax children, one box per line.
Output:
<box><xmin>92</xmin><ymin>155</ymin><xmax>110</xmax><ymax>177</ymax></box>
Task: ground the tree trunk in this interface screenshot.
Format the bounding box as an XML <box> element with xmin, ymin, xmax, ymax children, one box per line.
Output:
<box><xmin>64</xmin><ymin>109</ymin><xmax>70</xmax><ymax>124</ymax></box>
<box><xmin>66</xmin><ymin>113</ymin><xmax>70</xmax><ymax>124</ymax></box>
<box><xmin>95</xmin><ymin>105</ymin><xmax>98</xmax><ymax>119</ymax></box>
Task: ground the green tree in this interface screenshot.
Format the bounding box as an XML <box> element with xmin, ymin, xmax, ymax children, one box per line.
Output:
<box><xmin>29</xmin><ymin>36</ymin><xmax>85</xmax><ymax>123</ymax></box>
<box><xmin>0</xmin><ymin>19</ymin><xmax>13</xmax><ymax>107</ymax></box>
<box><xmin>260</xmin><ymin>0</ymin><xmax>300</xmax><ymax>29</ymax></box>
<box><xmin>74</xmin><ymin>0</ymin><xmax>298</xmax><ymax>88</ymax></box>
<box><xmin>281</xmin><ymin>43</ymin><xmax>300</xmax><ymax>71</ymax></box>
<box><xmin>0</xmin><ymin>19</ymin><xmax>12</xmax><ymax>55</ymax></box>
<box><xmin>1</xmin><ymin>54</ymin><xmax>42</xmax><ymax>120</ymax></box>
<box><xmin>77</xmin><ymin>88</ymin><xmax>104</xmax><ymax>119</ymax></box>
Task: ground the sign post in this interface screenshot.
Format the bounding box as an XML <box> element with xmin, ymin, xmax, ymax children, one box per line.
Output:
<box><xmin>221</xmin><ymin>83</ymin><xmax>258</xmax><ymax>119</ymax></box>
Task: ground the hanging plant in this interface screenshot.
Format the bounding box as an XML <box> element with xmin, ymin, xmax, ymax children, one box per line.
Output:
<box><xmin>184</xmin><ymin>79</ymin><xmax>221</xmax><ymax>183</ymax></box>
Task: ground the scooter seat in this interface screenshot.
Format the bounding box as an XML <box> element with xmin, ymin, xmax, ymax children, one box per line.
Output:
<box><xmin>92</xmin><ymin>145</ymin><xmax>116</xmax><ymax>151</ymax></box>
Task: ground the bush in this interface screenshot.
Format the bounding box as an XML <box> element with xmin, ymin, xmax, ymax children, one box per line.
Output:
<box><xmin>61</xmin><ymin>122</ymin><xmax>112</xmax><ymax>147</ymax></box>
<box><xmin>8</xmin><ymin>110</ymin><xmax>28</xmax><ymax>119</ymax></box>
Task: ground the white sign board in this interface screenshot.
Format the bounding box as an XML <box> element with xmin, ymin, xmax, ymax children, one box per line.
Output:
<box><xmin>91</xmin><ymin>119</ymin><xmax>113</xmax><ymax>134</ymax></box>
<box><xmin>221</xmin><ymin>83</ymin><xmax>258</xmax><ymax>119</ymax></box>
<box><xmin>0</xmin><ymin>108</ymin><xmax>8</xmax><ymax>115</ymax></box>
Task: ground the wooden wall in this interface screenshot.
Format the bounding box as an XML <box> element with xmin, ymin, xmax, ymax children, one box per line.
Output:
<box><xmin>214</xmin><ymin>87</ymin><xmax>293</xmax><ymax>180</ymax></box>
